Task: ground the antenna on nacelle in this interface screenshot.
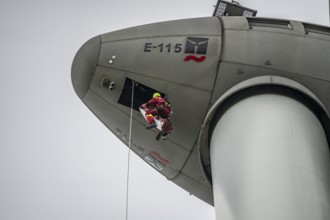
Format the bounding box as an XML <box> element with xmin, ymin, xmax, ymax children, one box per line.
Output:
<box><xmin>213</xmin><ymin>0</ymin><xmax>257</xmax><ymax>17</ymax></box>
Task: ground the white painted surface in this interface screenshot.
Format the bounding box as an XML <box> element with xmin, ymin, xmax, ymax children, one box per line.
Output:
<box><xmin>211</xmin><ymin>94</ymin><xmax>330</xmax><ymax>220</ymax></box>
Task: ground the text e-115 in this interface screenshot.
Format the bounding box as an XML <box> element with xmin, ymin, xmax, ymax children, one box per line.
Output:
<box><xmin>144</xmin><ymin>43</ymin><xmax>183</xmax><ymax>53</ymax></box>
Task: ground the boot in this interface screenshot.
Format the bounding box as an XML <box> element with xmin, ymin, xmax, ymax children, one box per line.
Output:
<box><xmin>146</xmin><ymin>123</ymin><xmax>156</xmax><ymax>130</ymax></box>
<box><xmin>161</xmin><ymin>133</ymin><xmax>168</xmax><ymax>140</ymax></box>
<box><xmin>156</xmin><ymin>132</ymin><xmax>161</xmax><ymax>141</ymax></box>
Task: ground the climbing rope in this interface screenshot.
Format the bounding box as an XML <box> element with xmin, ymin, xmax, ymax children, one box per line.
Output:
<box><xmin>125</xmin><ymin>80</ymin><xmax>134</xmax><ymax>220</ymax></box>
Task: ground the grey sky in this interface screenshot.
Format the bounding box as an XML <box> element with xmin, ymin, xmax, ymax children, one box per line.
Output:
<box><xmin>0</xmin><ymin>0</ymin><xmax>328</xmax><ymax>220</ymax></box>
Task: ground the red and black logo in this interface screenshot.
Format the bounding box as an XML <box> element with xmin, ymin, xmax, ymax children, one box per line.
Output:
<box><xmin>184</xmin><ymin>37</ymin><xmax>209</xmax><ymax>62</ymax></box>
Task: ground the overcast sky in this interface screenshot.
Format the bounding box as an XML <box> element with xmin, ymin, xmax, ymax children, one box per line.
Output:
<box><xmin>0</xmin><ymin>0</ymin><xmax>328</xmax><ymax>220</ymax></box>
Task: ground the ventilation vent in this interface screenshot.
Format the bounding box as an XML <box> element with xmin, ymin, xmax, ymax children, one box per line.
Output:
<box><xmin>247</xmin><ymin>18</ymin><xmax>292</xmax><ymax>30</ymax></box>
<box><xmin>303</xmin><ymin>23</ymin><xmax>330</xmax><ymax>36</ymax></box>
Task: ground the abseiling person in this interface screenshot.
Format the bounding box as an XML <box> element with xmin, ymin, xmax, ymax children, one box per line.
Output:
<box><xmin>140</xmin><ymin>92</ymin><xmax>173</xmax><ymax>141</ymax></box>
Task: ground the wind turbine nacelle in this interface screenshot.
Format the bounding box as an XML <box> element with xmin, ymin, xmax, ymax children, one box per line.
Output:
<box><xmin>72</xmin><ymin>16</ymin><xmax>330</xmax><ymax>205</ymax></box>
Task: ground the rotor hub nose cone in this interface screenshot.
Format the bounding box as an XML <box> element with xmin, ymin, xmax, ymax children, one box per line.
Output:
<box><xmin>71</xmin><ymin>36</ymin><xmax>101</xmax><ymax>99</ymax></box>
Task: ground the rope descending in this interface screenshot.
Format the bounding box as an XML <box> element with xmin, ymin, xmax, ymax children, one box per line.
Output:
<box><xmin>125</xmin><ymin>80</ymin><xmax>134</xmax><ymax>220</ymax></box>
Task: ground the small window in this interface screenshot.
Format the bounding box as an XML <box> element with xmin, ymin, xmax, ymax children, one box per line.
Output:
<box><xmin>303</xmin><ymin>23</ymin><xmax>330</xmax><ymax>36</ymax></box>
<box><xmin>118</xmin><ymin>78</ymin><xmax>165</xmax><ymax>111</ymax></box>
<box><xmin>247</xmin><ymin>18</ymin><xmax>292</xmax><ymax>30</ymax></box>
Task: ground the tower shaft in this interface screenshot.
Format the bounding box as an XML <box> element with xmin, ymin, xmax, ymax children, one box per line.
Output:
<box><xmin>211</xmin><ymin>94</ymin><xmax>330</xmax><ymax>220</ymax></box>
